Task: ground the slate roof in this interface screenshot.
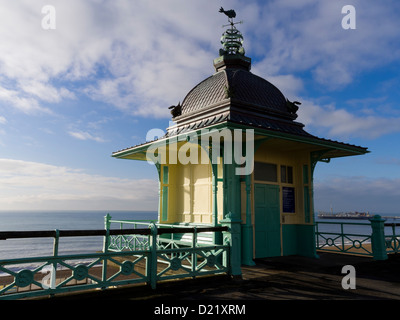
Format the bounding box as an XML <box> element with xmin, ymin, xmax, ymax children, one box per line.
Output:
<box><xmin>112</xmin><ymin>111</ymin><xmax>368</xmax><ymax>158</ymax></box>
<box><xmin>178</xmin><ymin>68</ymin><xmax>294</xmax><ymax>122</ymax></box>
<box><xmin>165</xmin><ymin>112</ymin><xmax>308</xmax><ymax>138</ymax></box>
<box><xmin>113</xmin><ymin>54</ymin><xmax>368</xmax><ymax>159</ymax></box>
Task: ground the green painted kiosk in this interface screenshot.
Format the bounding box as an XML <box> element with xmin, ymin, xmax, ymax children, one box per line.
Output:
<box><xmin>112</xmin><ymin>10</ymin><xmax>368</xmax><ymax>266</ymax></box>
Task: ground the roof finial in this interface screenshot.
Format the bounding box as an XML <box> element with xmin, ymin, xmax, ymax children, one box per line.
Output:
<box><xmin>214</xmin><ymin>7</ymin><xmax>251</xmax><ymax>71</ymax></box>
<box><xmin>219</xmin><ymin>7</ymin><xmax>245</xmax><ymax>56</ymax></box>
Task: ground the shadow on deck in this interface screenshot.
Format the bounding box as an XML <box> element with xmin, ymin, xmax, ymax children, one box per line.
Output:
<box><xmin>41</xmin><ymin>252</ymin><xmax>400</xmax><ymax>301</ymax></box>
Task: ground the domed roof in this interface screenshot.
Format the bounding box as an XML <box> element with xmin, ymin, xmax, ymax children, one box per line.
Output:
<box><xmin>178</xmin><ymin>67</ymin><xmax>294</xmax><ymax>120</ymax></box>
<box><xmin>113</xmin><ymin>8</ymin><xmax>369</xmax><ymax>161</ymax></box>
<box><xmin>167</xmin><ymin>10</ymin><xmax>300</xmax><ymax>123</ymax></box>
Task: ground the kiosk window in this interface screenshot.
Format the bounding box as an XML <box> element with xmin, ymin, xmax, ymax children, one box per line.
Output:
<box><xmin>254</xmin><ymin>162</ymin><xmax>277</xmax><ymax>182</ymax></box>
<box><xmin>281</xmin><ymin>165</ymin><xmax>293</xmax><ymax>184</ymax></box>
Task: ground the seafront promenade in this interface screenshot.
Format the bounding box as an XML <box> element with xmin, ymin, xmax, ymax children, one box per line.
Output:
<box><xmin>44</xmin><ymin>252</ymin><xmax>400</xmax><ymax>301</ymax></box>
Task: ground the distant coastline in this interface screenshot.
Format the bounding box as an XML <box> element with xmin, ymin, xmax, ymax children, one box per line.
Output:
<box><xmin>317</xmin><ymin>211</ymin><xmax>400</xmax><ymax>220</ymax></box>
<box><xmin>317</xmin><ymin>211</ymin><xmax>372</xmax><ymax>220</ymax></box>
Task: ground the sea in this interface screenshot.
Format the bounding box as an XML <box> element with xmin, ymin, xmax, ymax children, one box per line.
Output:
<box><xmin>0</xmin><ymin>210</ymin><xmax>158</xmax><ymax>263</ymax></box>
<box><xmin>0</xmin><ymin>210</ymin><xmax>398</xmax><ymax>274</ymax></box>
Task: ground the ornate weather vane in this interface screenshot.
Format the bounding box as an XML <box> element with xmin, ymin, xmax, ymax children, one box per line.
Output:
<box><xmin>219</xmin><ymin>7</ymin><xmax>242</xmax><ymax>26</ymax></box>
<box><xmin>219</xmin><ymin>7</ymin><xmax>245</xmax><ymax>56</ymax></box>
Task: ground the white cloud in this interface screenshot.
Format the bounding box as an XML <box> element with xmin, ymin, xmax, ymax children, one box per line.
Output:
<box><xmin>0</xmin><ymin>86</ymin><xmax>49</xmax><ymax>114</ymax></box>
<box><xmin>68</xmin><ymin>130</ymin><xmax>106</xmax><ymax>143</ymax></box>
<box><xmin>0</xmin><ymin>116</ymin><xmax>6</xmax><ymax>124</ymax></box>
<box><xmin>0</xmin><ymin>0</ymin><xmax>221</xmax><ymax>117</ymax></box>
<box><xmin>18</xmin><ymin>80</ymin><xmax>75</xmax><ymax>103</ymax></box>
<box><xmin>0</xmin><ymin>0</ymin><xmax>398</xmax><ymax>120</ymax></box>
<box><xmin>251</xmin><ymin>0</ymin><xmax>400</xmax><ymax>88</ymax></box>
<box><xmin>314</xmin><ymin>175</ymin><xmax>400</xmax><ymax>213</ymax></box>
<box><xmin>297</xmin><ymin>98</ymin><xmax>400</xmax><ymax>140</ymax></box>
<box><xmin>0</xmin><ymin>158</ymin><xmax>158</xmax><ymax>210</ymax></box>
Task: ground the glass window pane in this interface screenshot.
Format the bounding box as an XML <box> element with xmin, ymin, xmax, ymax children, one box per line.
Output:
<box><xmin>281</xmin><ymin>165</ymin><xmax>287</xmax><ymax>183</ymax></box>
<box><xmin>254</xmin><ymin>162</ymin><xmax>277</xmax><ymax>182</ymax></box>
<box><xmin>287</xmin><ymin>166</ymin><xmax>293</xmax><ymax>184</ymax></box>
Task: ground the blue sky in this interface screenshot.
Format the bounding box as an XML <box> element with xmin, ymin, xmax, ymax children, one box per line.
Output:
<box><xmin>0</xmin><ymin>0</ymin><xmax>399</xmax><ymax>213</ymax></box>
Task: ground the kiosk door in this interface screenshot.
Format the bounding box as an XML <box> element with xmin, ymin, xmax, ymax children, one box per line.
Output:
<box><xmin>254</xmin><ymin>184</ymin><xmax>281</xmax><ymax>258</ymax></box>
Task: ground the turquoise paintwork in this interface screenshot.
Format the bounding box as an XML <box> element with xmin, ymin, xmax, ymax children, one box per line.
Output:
<box><xmin>282</xmin><ymin>225</ymin><xmax>317</xmax><ymax>257</ymax></box>
<box><xmin>369</xmin><ymin>215</ymin><xmax>388</xmax><ymax>260</ymax></box>
<box><xmin>254</xmin><ymin>184</ymin><xmax>281</xmax><ymax>258</ymax></box>
<box><xmin>315</xmin><ymin>216</ymin><xmax>392</xmax><ymax>260</ymax></box>
<box><xmin>241</xmin><ymin>174</ymin><xmax>255</xmax><ymax>266</ymax></box>
<box><xmin>220</xmin><ymin>214</ymin><xmax>241</xmax><ymax>276</ymax></box>
<box><xmin>0</xmin><ymin>216</ymin><xmax>230</xmax><ymax>300</ymax></box>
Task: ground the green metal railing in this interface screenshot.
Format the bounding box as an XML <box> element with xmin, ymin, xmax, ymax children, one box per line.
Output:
<box><xmin>106</xmin><ymin>216</ymin><xmax>229</xmax><ymax>286</ymax></box>
<box><xmin>0</xmin><ymin>220</ymin><xmax>230</xmax><ymax>300</ymax></box>
<box><xmin>315</xmin><ymin>221</ymin><xmax>373</xmax><ymax>256</ymax></box>
<box><xmin>315</xmin><ymin>215</ymin><xmax>400</xmax><ymax>259</ymax></box>
<box><xmin>106</xmin><ymin>215</ymin><xmax>217</xmax><ymax>251</ymax></box>
<box><xmin>385</xmin><ymin>222</ymin><xmax>400</xmax><ymax>254</ymax></box>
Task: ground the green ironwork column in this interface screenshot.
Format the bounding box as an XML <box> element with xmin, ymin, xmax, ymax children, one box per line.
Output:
<box><xmin>212</xmin><ymin>162</ymin><xmax>222</xmax><ymax>245</ymax></box>
<box><xmin>369</xmin><ymin>215</ymin><xmax>388</xmax><ymax>260</ymax></box>
<box><xmin>148</xmin><ymin>223</ymin><xmax>158</xmax><ymax>289</ymax></box>
<box><xmin>241</xmin><ymin>174</ymin><xmax>255</xmax><ymax>266</ymax></box>
<box><xmin>221</xmin><ymin>214</ymin><xmax>242</xmax><ymax>277</ymax></box>
<box><xmin>103</xmin><ymin>214</ymin><xmax>112</xmax><ymax>286</ymax></box>
<box><xmin>221</xmin><ymin>148</ymin><xmax>242</xmax><ymax>274</ymax></box>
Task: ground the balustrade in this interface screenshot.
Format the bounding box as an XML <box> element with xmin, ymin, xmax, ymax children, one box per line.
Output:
<box><xmin>0</xmin><ymin>215</ymin><xmax>230</xmax><ymax>300</ymax></box>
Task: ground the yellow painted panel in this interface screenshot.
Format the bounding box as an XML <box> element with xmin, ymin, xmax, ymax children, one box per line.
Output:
<box><xmin>192</xmin><ymin>164</ymin><xmax>211</xmax><ymax>184</ymax></box>
<box><xmin>194</xmin><ymin>214</ymin><xmax>202</xmax><ymax>223</ymax></box>
<box><xmin>183</xmin><ymin>214</ymin><xmax>192</xmax><ymax>223</ymax></box>
<box><xmin>202</xmin><ymin>214</ymin><xmax>212</xmax><ymax>224</ymax></box>
<box><xmin>193</xmin><ymin>185</ymin><xmax>211</xmax><ymax>213</ymax></box>
<box><xmin>254</xmin><ymin>140</ymin><xmax>313</xmax><ymax>225</ymax></box>
<box><xmin>165</xmin><ymin>157</ymin><xmax>213</xmax><ymax>224</ymax></box>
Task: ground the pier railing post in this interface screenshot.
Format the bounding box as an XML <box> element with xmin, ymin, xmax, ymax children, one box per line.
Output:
<box><xmin>220</xmin><ymin>213</ymin><xmax>242</xmax><ymax>278</ymax></box>
<box><xmin>148</xmin><ymin>223</ymin><xmax>158</xmax><ymax>289</ymax></box>
<box><xmin>369</xmin><ymin>215</ymin><xmax>388</xmax><ymax>260</ymax></box>
<box><xmin>102</xmin><ymin>214</ymin><xmax>112</xmax><ymax>287</ymax></box>
<box><xmin>241</xmin><ymin>174</ymin><xmax>255</xmax><ymax>266</ymax></box>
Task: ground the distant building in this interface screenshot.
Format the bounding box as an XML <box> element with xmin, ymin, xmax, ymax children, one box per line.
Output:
<box><xmin>112</xmin><ymin>10</ymin><xmax>368</xmax><ymax>264</ymax></box>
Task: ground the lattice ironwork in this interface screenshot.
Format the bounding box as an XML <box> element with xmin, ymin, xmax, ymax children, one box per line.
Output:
<box><xmin>0</xmin><ymin>219</ymin><xmax>230</xmax><ymax>300</ymax></box>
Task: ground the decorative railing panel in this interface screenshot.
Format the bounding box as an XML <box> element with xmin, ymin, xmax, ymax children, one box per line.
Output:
<box><xmin>0</xmin><ymin>250</ymin><xmax>149</xmax><ymax>300</ymax></box>
<box><xmin>384</xmin><ymin>223</ymin><xmax>400</xmax><ymax>254</ymax></box>
<box><xmin>316</xmin><ymin>218</ymin><xmax>400</xmax><ymax>258</ymax></box>
<box><xmin>106</xmin><ymin>217</ymin><xmax>230</xmax><ymax>289</ymax></box>
<box><xmin>0</xmin><ymin>220</ymin><xmax>229</xmax><ymax>300</ymax></box>
<box><xmin>315</xmin><ymin>221</ymin><xmax>373</xmax><ymax>257</ymax></box>
<box><xmin>155</xmin><ymin>245</ymin><xmax>229</xmax><ymax>282</ymax></box>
